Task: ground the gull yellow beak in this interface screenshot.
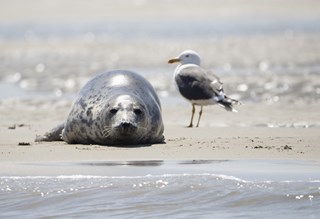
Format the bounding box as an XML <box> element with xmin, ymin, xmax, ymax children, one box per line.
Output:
<box><xmin>168</xmin><ymin>57</ymin><xmax>180</xmax><ymax>64</ymax></box>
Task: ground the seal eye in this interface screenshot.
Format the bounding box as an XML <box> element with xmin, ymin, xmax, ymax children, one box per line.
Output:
<box><xmin>110</xmin><ymin>108</ymin><xmax>118</xmax><ymax>114</ymax></box>
<box><xmin>133</xmin><ymin>108</ymin><xmax>143</xmax><ymax>115</ymax></box>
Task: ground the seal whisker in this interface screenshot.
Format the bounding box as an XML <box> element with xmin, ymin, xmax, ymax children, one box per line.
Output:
<box><xmin>102</xmin><ymin>127</ymin><xmax>112</xmax><ymax>138</ymax></box>
<box><xmin>103</xmin><ymin>133</ymin><xmax>111</xmax><ymax>138</ymax></box>
<box><xmin>102</xmin><ymin>131</ymin><xmax>111</xmax><ymax>138</ymax></box>
<box><xmin>137</xmin><ymin>126</ymin><xmax>147</xmax><ymax>130</ymax></box>
<box><xmin>136</xmin><ymin>134</ymin><xmax>145</xmax><ymax>142</ymax></box>
<box><xmin>102</xmin><ymin>128</ymin><xmax>111</xmax><ymax>134</ymax></box>
<box><xmin>102</xmin><ymin>128</ymin><xmax>111</xmax><ymax>133</ymax></box>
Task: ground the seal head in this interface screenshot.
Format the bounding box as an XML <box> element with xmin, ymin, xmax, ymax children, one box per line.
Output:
<box><xmin>101</xmin><ymin>94</ymin><xmax>149</xmax><ymax>145</ymax></box>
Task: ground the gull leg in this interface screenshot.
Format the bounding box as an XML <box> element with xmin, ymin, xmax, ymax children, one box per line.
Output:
<box><xmin>196</xmin><ymin>105</ymin><xmax>203</xmax><ymax>127</ymax></box>
<box><xmin>188</xmin><ymin>104</ymin><xmax>195</xmax><ymax>127</ymax></box>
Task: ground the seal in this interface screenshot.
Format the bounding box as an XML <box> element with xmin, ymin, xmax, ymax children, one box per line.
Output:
<box><xmin>36</xmin><ymin>70</ymin><xmax>164</xmax><ymax>145</ymax></box>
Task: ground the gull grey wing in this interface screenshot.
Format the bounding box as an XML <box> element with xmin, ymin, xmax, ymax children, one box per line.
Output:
<box><xmin>206</xmin><ymin>69</ymin><xmax>224</xmax><ymax>92</ymax></box>
<box><xmin>175</xmin><ymin>66</ymin><xmax>215</xmax><ymax>100</ymax></box>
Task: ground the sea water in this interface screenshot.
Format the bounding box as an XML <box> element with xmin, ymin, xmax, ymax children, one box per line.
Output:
<box><xmin>0</xmin><ymin>160</ymin><xmax>319</xmax><ymax>218</ymax></box>
<box><xmin>1</xmin><ymin>10</ymin><xmax>320</xmax><ymax>106</ymax></box>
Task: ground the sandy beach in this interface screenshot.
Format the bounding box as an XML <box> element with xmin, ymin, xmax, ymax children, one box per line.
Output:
<box><xmin>0</xmin><ymin>0</ymin><xmax>319</xmax><ymax>173</ymax></box>
<box><xmin>1</xmin><ymin>100</ymin><xmax>319</xmax><ymax>165</ymax></box>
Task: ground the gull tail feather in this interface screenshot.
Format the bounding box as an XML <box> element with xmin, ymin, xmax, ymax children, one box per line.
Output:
<box><xmin>218</xmin><ymin>96</ymin><xmax>241</xmax><ymax>112</ymax></box>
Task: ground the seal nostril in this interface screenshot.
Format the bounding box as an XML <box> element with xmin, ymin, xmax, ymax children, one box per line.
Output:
<box><xmin>121</xmin><ymin>122</ymin><xmax>131</xmax><ymax>128</ymax></box>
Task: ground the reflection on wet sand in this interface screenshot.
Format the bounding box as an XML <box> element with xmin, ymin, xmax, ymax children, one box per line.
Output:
<box><xmin>82</xmin><ymin>160</ymin><xmax>164</xmax><ymax>167</ymax></box>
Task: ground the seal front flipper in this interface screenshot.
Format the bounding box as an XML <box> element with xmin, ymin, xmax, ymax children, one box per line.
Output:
<box><xmin>35</xmin><ymin>123</ymin><xmax>65</xmax><ymax>142</ymax></box>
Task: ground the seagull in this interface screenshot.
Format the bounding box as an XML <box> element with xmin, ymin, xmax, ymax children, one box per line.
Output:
<box><xmin>168</xmin><ymin>50</ymin><xmax>240</xmax><ymax>127</ymax></box>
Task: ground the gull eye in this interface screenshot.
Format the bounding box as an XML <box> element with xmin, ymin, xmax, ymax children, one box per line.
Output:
<box><xmin>109</xmin><ymin>108</ymin><xmax>118</xmax><ymax>114</ymax></box>
<box><xmin>133</xmin><ymin>108</ymin><xmax>143</xmax><ymax>115</ymax></box>
<box><xmin>185</xmin><ymin>54</ymin><xmax>190</xmax><ymax>58</ymax></box>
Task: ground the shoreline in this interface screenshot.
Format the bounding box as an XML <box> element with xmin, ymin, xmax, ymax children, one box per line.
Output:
<box><xmin>1</xmin><ymin>159</ymin><xmax>320</xmax><ymax>179</ymax></box>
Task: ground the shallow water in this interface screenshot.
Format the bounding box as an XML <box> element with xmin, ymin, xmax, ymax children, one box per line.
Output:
<box><xmin>1</xmin><ymin>15</ymin><xmax>320</xmax><ymax>105</ymax></box>
<box><xmin>1</xmin><ymin>160</ymin><xmax>319</xmax><ymax>218</ymax></box>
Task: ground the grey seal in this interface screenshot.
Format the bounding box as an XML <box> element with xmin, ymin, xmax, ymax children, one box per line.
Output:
<box><xmin>36</xmin><ymin>70</ymin><xmax>164</xmax><ymax>145</ymax></box>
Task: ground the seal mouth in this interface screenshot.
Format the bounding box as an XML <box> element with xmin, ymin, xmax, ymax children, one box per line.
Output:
<box><xmin>101</xmin><ymin>123</ymin><xmax>136</xmax><ymax>139</ymax></box>
<box><xmin>109</xmin><ymin>123</ymin><xmax>141</xmax><ymax>145</ymax></box>
<box><xmin>113</xmin><ymin>122</ymin><xmax>138</xmax><ymax>135</ymax></box>
<box><xmin>119</xmin><ymin>123</ymin><xmax>138</xmax><ymax>134</ymax></box>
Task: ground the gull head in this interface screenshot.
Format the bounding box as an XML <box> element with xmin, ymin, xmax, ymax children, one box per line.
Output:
<box><xmin>168</xmin><ymin>50</ymin><xmax>201</xmax><ymax>66</ymax></box>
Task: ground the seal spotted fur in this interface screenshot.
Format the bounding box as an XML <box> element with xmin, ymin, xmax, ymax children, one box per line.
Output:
<box><xmin>36</xmin><ymin>70</ymin><xmax>164</xmax><ymax>145</ymax></box>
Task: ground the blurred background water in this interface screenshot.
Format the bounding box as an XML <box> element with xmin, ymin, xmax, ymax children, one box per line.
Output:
<box><xmin>0</xmin><ymin>0</ymin><xmax>320</xmax><ymax>105</ymax></box>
